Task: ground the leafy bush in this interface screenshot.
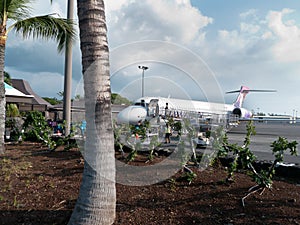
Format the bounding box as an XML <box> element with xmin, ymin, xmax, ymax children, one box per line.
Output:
<box><xmin>6</xmin><ymin>104</ymin><xmax>20</xmax><ymax>117</ymax></box>
<box><xmin>5</xmin><ymin>117</ymin><xmax>23</xmax><ymax>141</ymax></box>
<box><xmin>22</xmin><ymin>111</ymin><xmax>56</xmax><ymax>150</ymax></box>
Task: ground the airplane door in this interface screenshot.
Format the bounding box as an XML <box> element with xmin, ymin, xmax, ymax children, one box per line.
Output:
<box><xmin>148</xmin><ymin>99</ymin><xmax>159</xmax><ymax>117</ymax></box>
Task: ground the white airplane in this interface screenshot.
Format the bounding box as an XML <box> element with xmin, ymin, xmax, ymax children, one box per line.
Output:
<box><xmin>117</xmin><ymin>86</ymin><xmax>275</xmax><ymax>125</ymax></box>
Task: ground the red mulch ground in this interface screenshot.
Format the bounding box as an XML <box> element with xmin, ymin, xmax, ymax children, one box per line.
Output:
<box><xmin>0</xmin><ymin>142</ymin><xmax>299</xmax><ymax>225</ymax></box>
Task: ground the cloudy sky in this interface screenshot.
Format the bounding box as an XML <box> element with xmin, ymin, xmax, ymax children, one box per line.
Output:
<box><xmin>5</xmin><ymin>0</ymin><xmax>300</xmax><ymax>115</ymax></box>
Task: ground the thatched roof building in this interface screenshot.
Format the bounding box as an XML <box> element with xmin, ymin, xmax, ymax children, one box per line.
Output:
<box><xmin>11</xmin><ymin>79</ymin><xmax>53</xmax><ymax>112</ymax></box>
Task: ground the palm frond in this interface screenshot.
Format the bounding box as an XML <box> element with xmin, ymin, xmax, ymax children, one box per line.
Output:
<box><xmin>10</xmin><ymin>14</ymin><xmax>77</xmax><ymax>53</ymax></box>
<box><xmin>0</xmin><ymin>0</ymin><xmax>33</xmax><ymax>22</ymax></box>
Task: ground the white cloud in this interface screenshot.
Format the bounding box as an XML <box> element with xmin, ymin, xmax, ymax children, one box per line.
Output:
<box><xmin>240</xmin><ymin>9</ymin><xmax>258</xmax><ymax>19</ymax></box>
<box><xmin>31</xmin><ymin>0</ymin><xmax>66</xmax><ymax>17</ymax></box>
<box><xmin>149</xmin><ymin>0</ymin><xmax>213</xmax><ymax>43</ymax></box>
<box><xmin>208</xmin><ymin>8</ymin><xmax>300</xmax><ymax>66</ymax></box>
<box><xmin>216</xmin><ymin>29</ymin><xmax>249</xmax><ymax>56</ymax></box>
<box><xmin>266</xmin><ymin>8</ymin><xmax>300</xmax><ymax>62</ymax></box>
<box><xmin>106</xmin><ymin>0</ymin><xmax>212</xmax><ymax>46</ymax></box>
<box><xmin>175</xmin><ymin>0</ymin><xmax>191</xmax><ymax>5</ymax></box>
<box><xmin>262</xmin><ymin>31</ymin><xmax>273</xmax><ymax>40</ymax></box>
<box><xmin>211</xmin><ymin>11</ymin><xmax>263</xmax><ymax>59</ymax></box>
<box><xmin>104</xmin><ymin>0</ymin><xmax>134</xmax><ymax>12</ymax></box>
<box><xmin>240</xmin><ymin>22</ymin><xmax>260</xmax><ymax>34</ymax></box>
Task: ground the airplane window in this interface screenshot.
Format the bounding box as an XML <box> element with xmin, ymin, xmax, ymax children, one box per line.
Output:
<box><xmin>134</xmin><ymin>101</ymin><xmax>147</xmax><ymax>108</ymax></box>
<box><xmin>141</xmin><ymin>100</ymin><xmax>145</xmax><ymax>106</ymax></box>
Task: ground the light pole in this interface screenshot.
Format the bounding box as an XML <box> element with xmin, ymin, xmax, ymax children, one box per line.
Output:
<box><xmin>63</xmin><ymin>0</ymin><xmax>74</xmax><ymax>136</ymax></box>
<box><xmin>293</xmin><ymin>109</ymin><xmax>296</xmax><ymax>123</ymax></box>
<box><xmin>138</xmin><ymin>66</ymin><xmax>149</xmax><ymax>97</ymax></box>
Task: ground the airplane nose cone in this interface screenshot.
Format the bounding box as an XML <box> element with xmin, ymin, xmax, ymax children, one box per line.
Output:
<box><xmin>117</xmin><ymin>106</ymin><xmax>147</xmax><ymax>124</ymax></box>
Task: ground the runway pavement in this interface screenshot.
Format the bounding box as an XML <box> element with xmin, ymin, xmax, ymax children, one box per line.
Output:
<box><xmin>227</xmin><ymin>121</ymin><xmax>300</xmax><ymax>167</ymax></box>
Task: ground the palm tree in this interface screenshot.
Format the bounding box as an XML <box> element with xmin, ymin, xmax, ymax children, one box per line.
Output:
<box><xmin>4</xmin><ymin>71</ymin><xmax>11</xmax><ymax>85</ymax></box>
<box><xmin>0</xmin><ymin>0</ymin><xmax>76</xmax><ymax>153</ymax></box>
<box><xmin>68</xmin><ymin>0</ymin><xmax>116</xmax><ymax>224</ymax></box>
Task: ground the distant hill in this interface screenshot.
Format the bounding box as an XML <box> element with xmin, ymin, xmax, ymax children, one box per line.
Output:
<box><xmin>43</xmin><ymin>93</ymin><xmax>131</xmax><ymax>106</ymax></box>
<box><xmin>111</xmin><ymin>93</ymin><xmax>131</xmax><ymax>105</ymax></box>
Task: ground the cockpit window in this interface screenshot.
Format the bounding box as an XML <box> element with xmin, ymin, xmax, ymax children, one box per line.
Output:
<box><xmin>134</xmin><ymin>100</ymin><xmax>147</xmax><ymax>108</ymax></box>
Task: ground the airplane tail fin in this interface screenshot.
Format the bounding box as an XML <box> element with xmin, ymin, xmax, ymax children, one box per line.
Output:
<box><xmin>233</xmin><ymin>86</ymin><xmax>250</xmax><ymax>108</ymax></box>
<box><xmin>226</xmin><ymin>86</ymin><xmax>276</xmax><ymax>108</ymax></box>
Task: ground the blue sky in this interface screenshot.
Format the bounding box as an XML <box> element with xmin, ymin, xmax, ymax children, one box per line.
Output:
<box><xmin>5</xmin><ymin>0</ymin><xmax>300</xmax><ymax>116</ymax></box>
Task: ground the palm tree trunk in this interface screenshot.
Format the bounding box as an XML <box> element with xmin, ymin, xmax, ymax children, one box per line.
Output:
<box><xmin>68</xmin><ymin>0</ymin><xmax>116</xmax><ymax>224</ymax></box>
<box><xmin>0</xmin><ymin>29</ymin><xmax>6</xmax><ymax>154</ymax></box>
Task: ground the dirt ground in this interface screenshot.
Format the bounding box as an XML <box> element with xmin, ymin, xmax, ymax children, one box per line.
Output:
<box><xmin>0</xmin><ymin>142</ymin><xmax>299</xmax><ymax>225</ymax></box>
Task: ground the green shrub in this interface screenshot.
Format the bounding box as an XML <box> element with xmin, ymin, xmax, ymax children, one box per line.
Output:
<box><xmin>23</xmin><ymin>111</ymin><xmax>56</xmax><ymax>150</ymax></box>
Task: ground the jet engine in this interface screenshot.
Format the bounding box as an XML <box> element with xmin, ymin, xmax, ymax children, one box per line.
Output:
<box><xmin>232</xmin><ymin>108</ymin><xmax>252</xmax><ymax>119</ymax></box>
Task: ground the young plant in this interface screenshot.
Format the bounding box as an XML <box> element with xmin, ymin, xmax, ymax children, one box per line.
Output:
<box><xmin>242</xmin><ymin>136</ymin><xmax>297</xmax><ymax>206</ymax></box>
<box><xmin>182</xmin><ymin>118</ymin><xmax>198</xmax><ymax>163</ymax></box>
<box><xmin>147</xmin><ymin>135</ymin><xmax>160</xmax><ymax>161</ymax></box>
<box><xmin>125</xmin><ymin>124</ymin><xmax>143</xmax><ymax>162</ymax></box>
<box><xmin>220</xmin><ymin>120</ymin><xmax>256</xmax><ymax>181</ymax></box>
<box><xmin>113</xmin><ymin>122</ymin><xmax>142</xmax><ymax>161</ymax></box>
<box><xmin>173</xmin><ymin>120</ymin><xmax>182</xmax><ymax>136</ymax></box>
<box><xmin>182</xmin><ymin>171</ymin><xmax>197</xmax><ymax>185</ymax></box>
<box><xmin>167</xmin><ymin>178</ymin><xmax>177</xmax><ymax>192</ymax></box>
<box><xmin>126</xmin><ymin>141</ymin><xmax>141</xmax><ymax>162</ymax></box>
<box><xmin>219</xmin><ymin>120</ymin><xmax>298</xmax><ymax>206</ymax></box>
<box><xmin>130</xmin><ymin>120</ymin><xmax>150</xmax><ymax>141</ymax></box>
<box><xmin>23</xmin><ymin>111</ymin><xmax>56</xmax><ymax>150</ymax></box>
<box><xmin>113</xmin><ymin>122</ymin><xmax>127</xmax><ymax>157</ymax></box>
<box><xmin>174</xmin><ymin>118</ymin><xmax>199</xmax><ymax>184</ymax></box>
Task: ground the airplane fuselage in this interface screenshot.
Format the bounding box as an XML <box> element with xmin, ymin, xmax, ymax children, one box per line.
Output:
<box><xmin>117</xmin><ymin>96</ymin><xmax>252</xmax><ymax>125</ymax></box>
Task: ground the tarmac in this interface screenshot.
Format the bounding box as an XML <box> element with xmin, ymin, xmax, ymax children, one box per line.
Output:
<box><xmin>225</xmin><ymin>121</ymin><xmax>300</xmax><ymax>179</ymax></box>
<box><xmin>160</xmin><ymin>121</ymin><xmax>300</xmax><ymax>179</ymax></box>
<box><xmin>113</xmin><ymin>106</ymin><xmax>300</xmax><ymax>178</ymax></box>
<box><xmin>227</xmin><ymin>121</ymin><xmax>300</xmax><ymax>166</ymax></box>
